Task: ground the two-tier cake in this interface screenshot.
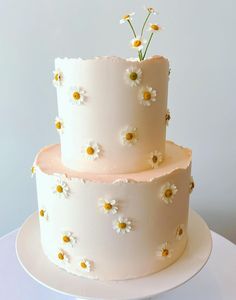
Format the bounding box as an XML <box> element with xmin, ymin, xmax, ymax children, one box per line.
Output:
<box><xmin>32</xmin><ymin>9</ymin><xmax>194</xmax><ymax>281</ymax></box>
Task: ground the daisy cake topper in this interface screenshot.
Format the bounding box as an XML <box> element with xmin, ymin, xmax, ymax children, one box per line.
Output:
<box><xmin>120</xmin><ymin>6</ymin><xmax>161</xmax><ymax>61</ymax></box>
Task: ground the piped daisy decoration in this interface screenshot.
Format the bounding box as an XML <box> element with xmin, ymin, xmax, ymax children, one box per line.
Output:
<box><xmin>55</xmin><ymin>117</ymin><xmax>64</xmax><ymax>134</ymax></box>
<box><xmin>98</xmin><ymin>198</ymin><xmax>118</xmax><ymax>215</ymax></box>
<box><xmin>120</xmin><ymin>12</ymin><xmax>135</xmax><ymax>24</ymax></box>
<box><xmin>53</xmin><ymin>69</ymin><xmax>63</xmax><ymax>87</ymax></box>
<box><xmin>148</xmin><ymin>151</ymin><xmax>163</xmax><ymax>169</ymax></box>
<box><xmin>39</xmin><ymin>208</ymin><xmax>48</xmax><ymax>221</ymax></box>
<box><xmin>165</xmin><ymin>109</ymin><xmax>171</xmax><ymax>126</ymax></box>
<box><xmin>148</xmin><ymin>23</ymin><xmax>161</xmax><ymax>33</ymax></box>
<box><xmin>124</xmin><ymin>66</ymin><xmax>142</xmax><ymax>87</ymax></box>
<box><xmin>78</xmin><ymin>258</ymin><xmax>92</xmax><ymax>272</ymax></box>
<box><xmin>57</xmin><ymin>249</ymin><xmax>69</xmax><ymax>264</ymax></box>
<box><xmin>157</xmin><ymin>242</ymin><xmax>173</xmax><ymax>259</ymax></box>
<box><xmin>52</xmin><ymin>177</ymin><xmax>70</xmax><ymax>199</ymax></box>
<box><xmin>69</xmin><ymin>86</ymin><xmax>86</xmax><ymax>105</ymax></box>
<box><xmin>176</xmin><ymin>224</ymin><xmax>185</xmax><ymax>240</ymax></box>
<box><xmin>160</xmin><ymin>182</ymin><xmax>178</xmax><ymax>204</ymax></box>
<box><xmin>82</xmin><ymin>141</ymin><xmax>101</xmax><ymax>161</ymax></box>
<box><xmin>120</xmin><ymin>126</ymin><xmax>138</xmax><ymax>146</ymax></box>
<box><xmin>189</xmin><ymin>176</ymin><xmax>195</xmax><ymax>193</ymax></box>
<box><xmin>113</xmin><ymin>216</ymin><xmax>132</xmax><ymax>234</ymax></box>
<box><xmin>138</xmin><ymin>86</ymin><xmax>157</xmax><ymax>106</ymax></box>
<box><xmin>130</xmin><ymin>36</ymin><xmax>147</xmax><ymax>51</ymax></box>
<box><xmin>61</xmin><ymin>231</ymin><xmax>77</xmax><ymax>247</ymax></box>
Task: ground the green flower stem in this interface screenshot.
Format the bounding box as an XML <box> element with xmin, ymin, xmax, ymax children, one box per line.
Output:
<box><xmin>127</xmin><ymin>19</ymin><xmax>143</xmax><ymax>61</ymax></box>
<box><xmin>143</xmin><ymin>32</ymin><xmax>154</xmax><ymax>60</ymax></box>
<box><xmin>128</xmin><ymin>20</ymin><xmax>137</xmax><ymax>37</ymax></box>
<box><xmin>141</xmin><ymin>12</ymin><xmax>151</xmax><ymax>38</ymax></box>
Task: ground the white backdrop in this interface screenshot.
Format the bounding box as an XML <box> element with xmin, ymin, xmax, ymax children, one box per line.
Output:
<box><xmin>0</xmin><ymin>0</ymin><xmax>236</xmax><ymax>243</ymax></box>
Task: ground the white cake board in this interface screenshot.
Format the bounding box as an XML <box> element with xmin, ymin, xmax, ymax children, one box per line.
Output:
<box><xmin>16</xmin><ymin>209</ymin><xmax>212</xmax><ymax>300</ymax></box>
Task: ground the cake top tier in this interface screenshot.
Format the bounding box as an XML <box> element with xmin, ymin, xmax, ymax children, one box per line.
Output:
<box><xmin>54</xmin><ymin>55</ymin><xmax>170</xmax><ymax>174</ymax></box>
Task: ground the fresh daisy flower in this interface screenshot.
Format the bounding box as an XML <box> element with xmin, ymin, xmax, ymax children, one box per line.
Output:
<box><xmin>157</xmin><ymin>242</ymin><xmax>173</xmax><ymax>258</ymax></box>
<box><xmin>79</xmin><ymin>258</ymin><xmax>91</xmax><ymax>272</ymax></box>
<box><xmin>130</xmin><ymin>37</ymin><xmax>147</xmax><ymax>51</ymax></box>
<box><xmin>39</xmin><ymin>208</ymin><xmax>48</xmax><ymax>221</ymax></box>
<box><xmin>55</xmin><ymin>117</ymin><xmax>64</xmax><ymax>134</ymax></box>
<box><xmin>52</xmin><ymin>177</ymin><xmax>70</xmax><ymax>199</ymax></box>
<box><xmin>57</xmin><ymin>249</ymin><xmax>69</xmax><ymax>263</ymax></box>
<box><xmin>98</xmin><ymin>198</ymin><xmax>118</xmax><ymax>215</ymax></box>
<box><xmin>160</xmin><ymin>182</ymin><xmax>178</xmax><ymax>204</ymax></box>
<box><xmin>61</xmin><ymin>231</ymin><xmax>77</xmax><ymax>247</ymax></box>
<box><xmin>113</xmin><ymin>216</ymin><xmax>132</xmax><ymax>234</ymax></box>
<box><xmin>165</xmin><ymin>109</ymin><xmax>171</xmax><ymax>126</ymax></box>
<box><xmin>148</xmin><ymin>23</ymin><xmax>161</xmax><ymax>33</ymax></box>
<box><xmin>31</xmin><ymin>164</ymin><xmax>36</xmax><ymax>178</ymax></box>
<box><xmin>189</xmin><ymin>176</ymin><xmax>195</xmax><ymax>193</ymax></box>
<box><xmin>53</xmin><ymin>69</ymin><xmax>63</xmax><ymax>87</ymax></box>
<box><xmin>124</xmin><ymin>66</ymin><xmax>142</xmax><ymax>87</ymax></box>
<box><xmin>82</xmin><ymin>141</ymin><xmax>101</xmax><ymax>161</ymax></box>
<box><xmin>120</xmin><ymin>12</ymin><xmax>135</xmax><ymax>24</ymax></box>
<box><xmin>120</xmin><ymin>126</ymin><xmax>138</xmax><ymax>146</ymax></box>
<box><xmin>176</xmin><ymin>224</ymin><xmax>185</xmax><ymax>240</ymax></box>
<box><xmin>138</xmin><ymin>86</ymin><xmax>157</xmax><ymax>106</ymax></box>
<box><xmin>144</xmin><ymin>6</ymin><xmax>157</xmax><ymax>15</ymax></box>
<box><xmin>148</xmin><ymin>151</ymin><xmax>163</xmax><ymax>169</ymax></box>
<box><xmin>69</xmin><ymin>86</ymin><xmax>86</xmax><ymax>105</ymax></box>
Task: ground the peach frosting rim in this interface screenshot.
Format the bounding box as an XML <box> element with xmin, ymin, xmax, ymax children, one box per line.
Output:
<box><xmin>35</xmin><ymin>141</ymin><xmax>192</xmax><ymax>184</ymax></box>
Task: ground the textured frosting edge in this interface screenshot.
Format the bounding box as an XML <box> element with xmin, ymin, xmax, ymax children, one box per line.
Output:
<box><xmin>34</xmin><ymin>141</ymin><xmax>192</xmax><ymax>184</ymax></box>
<box><xmin>55</xmin><ymin>55</ymin><xmax>169</xmax><ymax>65</ymax></box>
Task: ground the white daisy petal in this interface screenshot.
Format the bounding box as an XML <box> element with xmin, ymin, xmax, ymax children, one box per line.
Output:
<box><xmin>53</xmin><ymin>69</ymin><xmax>63</xmax><ymax>87</ymax></box>
<box><xmin>79</xmin><ymin>258</ymin><xmax>92</xmax><ymax>272</ymax></box>
<box><xmin>113</xmin><ymin>216</ymin><xmax>132</xmax><ymax>234</ymax></box>
<box><xmin>120</xmin><ymin>12</ymin><xmax>135</xmax><ymax>24</ymax></box>
<box><xmin>130</xmin><ymin>36</ymin><xmax>147</xmax><ymax>51</ymax></box>
<box><xmin>124</xmin><ymin>66</ymin><xmax>142</xmax><ymax>87</ymax></box>
<box><xmin>160</xmin><ymin>182</ymin><xmax>178</xmax><ymax>204</ymax></box>
<box><xmin>69</xmin><ymin>86</ymin><xmax>87</xmax><ymax>105</ymax></box>
<box><xmin>148</xmin><ymin>151</ymin><xmax>163</xmax><ymax>169</ymax></box>
<box><xmin>82</xmin><ymin>141</ymin><xmax>101</xmax><ymax>161</ymax></box>
<box><xmin>61</xmin><ymin>231</ymin><xmax>77</xmax><ymax>247</ymax></box>
<box><xmin>98</xmin><ymin>198</ymin><xmax>118</xmax><ymax>215</ymax></box>
<box><xmin>55</xmin><ymin>117</ymin><xmax>64</xmax><ymax>134</ymax></box>
<box><xmin>138</xmin><ymin>86</ymin><xmax>157</xmax><ymax>106</ymax></box>
<box><xmin>52</xmin><ymin>177</ymin><xmax>70</xmax><ymax>199</ymax></box>
<box><xmin>157</xmin><ymin>242</ymin><xmax>173</xmax><ymax>258</ymax></box>
<box><xmin>120</xmin><ymin>126</ymin><xmax>138</xmax><ymax>146</ymax></box>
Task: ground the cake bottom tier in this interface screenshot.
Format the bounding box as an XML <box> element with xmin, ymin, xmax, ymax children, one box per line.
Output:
<box><xmin>34</xmin><ymin>141</ymin><xmax>192</xmax><ymax>281</ymax></box>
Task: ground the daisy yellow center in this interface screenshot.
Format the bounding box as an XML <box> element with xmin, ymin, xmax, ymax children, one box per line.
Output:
<box><xmin>54</xmin><ymin>73</ymin><xmax>59</xmax><ymax>81</ymax></box>
<box><xmin>73</xmin><ymin>91</ymin><xmax>81</xmax><ymax>100</ymax></box>
<box><xmin>63</xmin><ymin>235</ymin><xmax>71</xmax><ymax>243</ymax></box>
<box><xmin>123</xmin><ymin>14</ymin><xmax>130</xmax><ymax>20</ymax></box>
<box><xmin>86</xmin><ymin>147</ymin><xmax>95</xmax><ymax>155</ymax></box>
<box><xmin>129</xmin><ymin>72</ymin><xmax>138</xmax><ymax>81</ymax></box>
<box><xmin>166</xmin><ymin>113</ymin><xmax>171</xmax><ymax>121</ymax></box>
<box><xmin>133</xmin><ymin>40</ymin><xmax>142</xmax><ymax>47</ymax></box>
<box><xmin>152</xmin><ymin>155</ymin><xmax>158</xmax><ymax>163</ymax></box>
<box><xmin>56</xmin><ymin>185</ymin><xmax>63</xmax><ymax>193</ymax></box>
<box><xmin>162</xmin><ymin>249</ymin><xmax>169</xmax><ymax>257</ymax></box>
<box><xmin>55</xmin><ymin>121</ymin><xmax>62</xmax><ymax>129</ymax></box>
<box><xmin>58</xmin><ymin>252</ymin><xmax>64</xmax><ymax>260</ymax></box>
<box><xmin>80</xmin><ymin>262</ymin><xmax>87</xmax><ymax>269</ymax></box>
<box><xmin>143</xmin><ymin>91</ymin><xmax>151</xmax><ymax>100</ymax></box>
<box><xmin>178</xmin><ymin>228</ymin><xmax>183</xmax><ymax>236</ymax></box>
<box><xmin>39</xmin><ymin>209</ymin><xmax>45</xmax><ymax>217</ymax></box>
<box><xmin>126</xmin><ymin>132</ymin><xmax>134</xmax><ymax>141</ymax></box>
<box><xmin>31</xmin><ymin>166</ymin><xmax>35</xmax><ymax>174</ymax></box>
<box><xmin>165</xmin><ymin>189</ymin><xmax>173</xmax><ymax>198</ymax></box>
<box><xmin>190</xmin><ymin>182</ymin><xmax>195</xmax><ymax>190</ymax></box>
<box><xmin>151</xmin><ymin>24</ymin><xmax>160</xmax><ymax>31</ymax></box>
<box><xmin>104</xmin><ymin>203</ymin><xmax>112</xmax><ymax>210</ymax></box>
<box><xmin>118</xmin><ymin>222</ymin><xmax>127</xmax><ymax>229</ymax></box>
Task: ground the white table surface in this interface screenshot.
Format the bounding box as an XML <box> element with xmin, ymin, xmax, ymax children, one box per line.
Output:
<box><xmin>0</xmin><ymin>230</ymin><xmax>236</xmax><ymax>300</ymax></box>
